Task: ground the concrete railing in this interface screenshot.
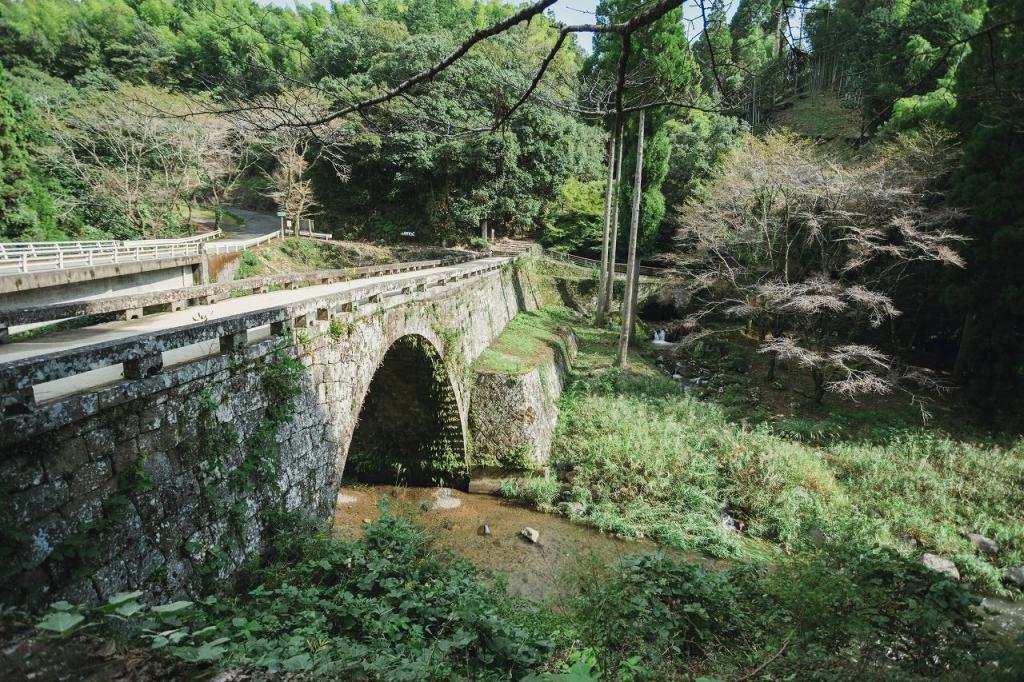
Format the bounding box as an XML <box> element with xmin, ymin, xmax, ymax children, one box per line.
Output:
<box><xmin>540</xmin><ymin>248</ymin><xmax>670</xmax><ymax>277</ymax></box>
<box><xmin>0</xmin><ymin>231</ymin><xmax>222</xmax><ymax>274</ymax></box>
<box><xmin>0</xmin><ymin>254</ymin><xmax>479</xmax><ymax>328</ymax></box>
<box><xmin>0</xmin><ymin>255</ymin><xmax>516</xmax><ymax>433</ymax></box>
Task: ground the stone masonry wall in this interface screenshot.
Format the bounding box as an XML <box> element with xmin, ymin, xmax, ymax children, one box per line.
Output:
<box><xmin>469</xmin><ymin>326</ymin><xmax>577</xmax><ymax>471</ymax></box>
<box><xmin>0</xmin><ymin>262</ymin><xmax>536</xmax><ymax>609</ymax></box>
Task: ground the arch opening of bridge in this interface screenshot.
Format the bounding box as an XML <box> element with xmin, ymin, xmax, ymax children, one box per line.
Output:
<box><xmin>344</xmin><ymin>334</ymin><xmax>468</xmax><ymax>489</ymax></box>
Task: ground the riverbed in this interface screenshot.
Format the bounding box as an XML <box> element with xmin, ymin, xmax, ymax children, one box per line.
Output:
<box><xmin>331</xmin><ymin>484</ymin><xmax>718</xmax><ymax>603</ymax></box>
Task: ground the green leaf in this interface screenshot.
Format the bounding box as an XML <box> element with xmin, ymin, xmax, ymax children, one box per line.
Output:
<box><xmin>152</xmin><ymin>601</ymin><xmax>194</xmax><ymax>614</ymax></box>
<box><xmin>36</xmin><ymin>611</ymin><xmax>85</xmax><ymax>634</ymax></box>
<box><xmin>108</xmin><ymin>590</ymin><xmax>144</xmax><ymax>606</ymax></box>
<box><xmin>114</xmin><ymin>602</ymin><xmax>145</xmax><ymax>618</ymax></box>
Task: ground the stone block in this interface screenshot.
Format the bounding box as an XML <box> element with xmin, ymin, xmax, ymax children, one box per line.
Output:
<box><xmin>139</xmin><ymin>408</ymin><xmax>163</xmax><ymax>432</ymax></box>
<box><xmin>137</xmin><ymin>425</ymin><xmax>182</xmax><ymax>456</ymax></box>
<box><xmin>60</xmin><ymin>480</ymin><xmax>115</xmax><ymax>529</ymax></box>
<box><xmin>68</xmin><ymin>459</ymin><xmax>113</xmax><ymax>499</ymax></box>
<box><xmin>1</xmin><ymin>457</ymin><xmax>45</xmax><ymax>492</ymax></box>
<box><xmin>142</xmin><ymin>451</ymin><xmax>175</xmax><ymax>486</ymax></box>
<box><xmin>82</xmin><ymin>427</ymin><xmax>116</xmax><ymax>460</ymax></box>
<box><xmin>110</xmin><ymin>437</ymin><xmax>141</xmax><ymax>474</ymax></box>
<box><xmin>1</xmin><ymin>388</ymin><xmax>35</xmax><ymax>416</ymax></box>
<box><xmin>124</xmin><ymin>354</ymin><xmax>163</xmax><ymax>380</ymax></box>
<box><xmin>10</xmin><ymin>480</ymin><xmax>70</xmax><ymax>525</ymax></box>
<box><xmin>21</xmin><ymin>512</ymin><xmax>74</xmax><ymax>570</ymax></box>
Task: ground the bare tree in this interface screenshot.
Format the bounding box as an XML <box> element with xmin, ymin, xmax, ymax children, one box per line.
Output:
<box><xmin>44</xmin><ymin>86</ymin><xmax>244</xmax><ymax>238</ymax></box>
<box><xmin>195</xmin><ymin>115</ymin><xmax>256</xmax><ymax>230</ymax></box>
<box><xmin>265</xmin><ymin>132</ymin><xmax>319</xmax><ymax>237</ymax></box>
<box><xmin>674</xmin><ymin>128</ymin><xmax>964</xmax><ymax>403</ymax></box>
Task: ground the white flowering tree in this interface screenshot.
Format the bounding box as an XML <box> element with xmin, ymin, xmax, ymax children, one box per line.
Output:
<box><xmin>675</xmin><ymin>128</ymin><xmax>964</xmax><ymax>404</ymax></box>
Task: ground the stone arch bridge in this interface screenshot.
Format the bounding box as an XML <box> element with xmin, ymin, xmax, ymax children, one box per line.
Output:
<box><xmin>0</xmin><ymin>254</ymin><xmax>542</xmax><ymax>607</ymax></box>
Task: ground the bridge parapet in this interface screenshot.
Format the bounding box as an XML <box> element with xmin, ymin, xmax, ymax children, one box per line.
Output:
<box><xmin>0</xmin><ymin>255</ymin><xmax>478</xmax><ymax>330</ymax></box>
<box><xmin>0</xmin><ymin>256</ymin><xmax>512</xmax><ymax>443</ymax></box>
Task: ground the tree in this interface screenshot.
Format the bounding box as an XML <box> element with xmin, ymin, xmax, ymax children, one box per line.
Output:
<box><xmin>43</xmin><ymin>85</ymin><xmax>246</xmax><ymax>238</ymax></box>
<box><xmin>266</xmin><ymin>133</ymin><xmax>318</xmax><ymax>237</ymax></box>
<box><xmin>946</xmin><ymin>0</ymin><xmax>1024</xmax><ymax>419</ymax></box>
<box><xmin>616</xmin><ymin>107</ymin><xmax>646</xmax><ymax>367</ymax></box>
<box><xmin>675</xmin><ymin>130</ymin><xmax>964</xmax><ymax>404</ymax></box>
<box><xmin>0</xmin><ymin>65</ymin><xmax>58</xmax><ymax>240</ymax></box>
<box><xmin>661</xmin><ymin>110</ymin><xmax>745</xmax><ymax>211</ymax></box>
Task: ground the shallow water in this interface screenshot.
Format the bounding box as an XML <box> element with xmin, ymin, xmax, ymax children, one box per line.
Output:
<box><xmin>979</xmin><ymin>597</ymin><xmax>1024</xmax><ymax>645</ymax></box>
<box><xmin>331</xmin><ymin>484</ymin><xmax>718</xmax><ymax>603</ymax></box>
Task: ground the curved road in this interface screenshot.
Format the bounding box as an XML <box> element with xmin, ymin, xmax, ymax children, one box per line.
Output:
<box><xmin>219</xmin><ymin>207</ymin><xmax>284</xmax><ymax>245</ymax></box>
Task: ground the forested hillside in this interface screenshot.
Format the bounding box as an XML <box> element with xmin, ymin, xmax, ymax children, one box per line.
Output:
<box><xmin>3</xmin><ymin>2</ymin><xmax>1024</xmax><ymax>679</ymax></box>
<box><xmin>0</xmin><ymin>0</ymin><xmax>601</xmax><ymax>244</ymax></box>
<box><xmin>0</xmin><ymin>0</ymin><xmax>1021</xmax><ymax>413</ymax></box>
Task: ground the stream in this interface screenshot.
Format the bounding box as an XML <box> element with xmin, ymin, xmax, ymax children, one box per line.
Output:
<box><xmin>332</xmin><ymin>485</ymin><xmax>1024</xmax><ymax>653</ymax></box>
<box><xmin>332</xmin><ymin>484</ymin><xmax>719</xmax><ymax>603</ymax></box>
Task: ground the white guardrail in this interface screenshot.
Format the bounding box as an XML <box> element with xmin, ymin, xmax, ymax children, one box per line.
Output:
<box><xmin>299</xmin><ymin>229</ymin><xmax>332</xmax><ymax>241</ymax></box>
<box><xmin>541</xmin><ymin>248</ymin><xmax>670</xmax><ymax>277</ymax></box>
<box><xmin>0</xmin><ymin>221</ymin><xmax>337</xmax><ymax>273</ymax></box>
<box><xmin>0</xmin><ymin>231</ymin><xmax>223</xmax><ymax>275</ymax></box>
<box><xmin>204</xmin><ymin>231</ymin><xmax>280</xmax><ymax>254</ymax></box>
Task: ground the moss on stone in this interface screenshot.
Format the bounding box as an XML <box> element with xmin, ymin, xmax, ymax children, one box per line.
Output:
<box><xmin>473</xmin><ymin>307</ymin><xmax>574</xmax><ymax>375</ymax></box>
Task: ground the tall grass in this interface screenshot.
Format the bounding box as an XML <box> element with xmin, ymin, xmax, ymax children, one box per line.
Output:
<box><xmin>510</xmin><ymin>307</ymin><xmax>1024</xmax><ymax>593</ymax></box>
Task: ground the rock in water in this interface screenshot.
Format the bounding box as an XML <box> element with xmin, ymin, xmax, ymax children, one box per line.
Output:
<box><xmin>560</xmin><ymin>501</ymin><xmax>585</xmax><ymax>517</ymax></box>
<box><xmin>1003</xmin><ymin>566</ymin><xmax>1024</xmax><ymax>589</ymax></box>
<box><xmin>720</xmin><ymin>513</ymin><xmax>739</xmax><ymax>533</ymax></box>
<box><xmin>921</xmin><ymin>553</ymin><xmax>960</xmax><ymax>580</ymax></box>
<box><xmin>521</xmin><ymin>527</ymin><xmax>540</xmax><ymax>543</ymax></box>
<box><xmin>966</xmin><ymin>532</ymin><xmax>999</xmax><ymax>556</ymax></box>
<box><xmin>477</xmin><ymin>524</ymin><xmax>491</xmax><ymax>536</ymax></box>
<box><xmin>431</xmin><ymin>487</ymin><xmax>462</xmax><ymax>510</ymax></box>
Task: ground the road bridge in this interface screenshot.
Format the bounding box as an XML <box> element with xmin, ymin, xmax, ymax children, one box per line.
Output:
<box><xmin>0</xmin><ymin>253</ymin><xmax>540</xmax><ymax>607</ymax></box>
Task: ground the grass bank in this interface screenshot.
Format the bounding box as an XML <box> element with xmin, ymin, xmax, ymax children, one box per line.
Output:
<box><xmin>234</xmin><ymin>238</ymin><xmax>462</xmax><ymax>279</ymax></box>
<box><xmin>473</xmin><ymin>308</ymin><xmax>575</xmax><ymax>375</ymax></box>
<box><xmin>502</xmin><ymin>306</ymin><xmax>1024</xmax><ymax>595</ymax></box>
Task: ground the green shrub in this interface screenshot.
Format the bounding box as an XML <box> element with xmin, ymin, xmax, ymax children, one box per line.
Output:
<box><xmin>235</xmin><ymin>250</ymin><xmax>262</xmax><ymax>279</ymax></box>
<box><xmin>36</xmin><ymin>507</ymin><xmax>554</xmax><ymax>681</ymax></box>
<box><xmin>501</xmin><ymin>475</ymin><xmax>560</xmax><ymax>510</ymax></box>
<box><xmin>572</xmin><ymin>547</ymin><xmax>992</xmax><ymax>680</ymax></box>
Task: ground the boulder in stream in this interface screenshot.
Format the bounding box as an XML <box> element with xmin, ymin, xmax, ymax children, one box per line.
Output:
<box><xmin>431</xmin><ymin>488</ymin><xmax>462</xmax><ymax>510</ymax></box>
<box><xmin>1004</xmin><ymin>566</ymin><xmax>1024</xmax><ymax>589</ymax></box>
<box><xmin>521</xmin><ymin>527</ymin><xmax>540</xmax><ymax>543</ymax></box>
<box><xmin>560</xmin><ymin>501</ymin><xmax>585</xmax><ymax>517</ymax></box>
<box><xmin>966</xmin><ymin>532</ymin><xmax>999</xmax><ymax>556</ymax></box>
<box><xmin>921</xmin><ymin>553</ymin><xmax>960</xmax><ymax>580</ymax></box>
